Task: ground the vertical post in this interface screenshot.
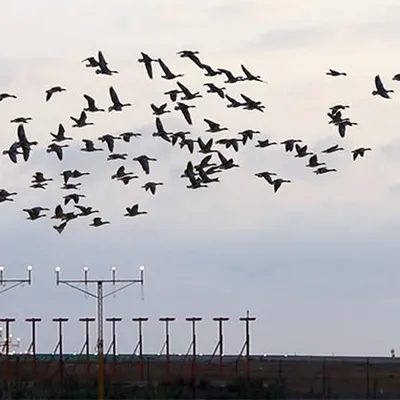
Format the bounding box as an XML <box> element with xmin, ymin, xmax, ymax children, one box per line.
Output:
<box><xmin>239</xmin><ymin>310</ymin><xmax>256</xmax><ymax>380</ymax></box>
<box><xmin>0</xmin><ymin>318</ymin><xmax>15</xmax><ymax>384</ymax></box>
<box><xmin>106</xmin><ymin>317</ymin><xmax>123</xmax><ymax>375</ymax></box>
<box><xmin>212</xmin><ymin>317</ymin><xmax>229</xmax><ymax>377</ymax></box>
<box><xmin>52</xmin><ymin>318</ymin><xmax>69</xmax><ymax>382</ymax></box>
<box><xmin>25</xmin><ymin>318</ymin><xmax>42</xmax><ymax>382</ymax></box>
<box><xmin>159</xmin><ymin>317</ymin><xmax>175</xmax><ymax>380</ymax></box>
<box><xmin>97</xmin><ymin>281</ymin><xmax>105</xmax><ymax>400</ymax></box>
<box><xmin>79</xmin><ymin>317</ymin><xmax>95</xmax><ymax>380</ymax></box>
<box><xmin>132</xmin><ymin>317</ymin><xmax>149</xmax><ymax>380</ymax></box>
<box><xmin>186</xmin><ymin>317</ymin><xmax>202</xmax><ymax>386</ymax></box>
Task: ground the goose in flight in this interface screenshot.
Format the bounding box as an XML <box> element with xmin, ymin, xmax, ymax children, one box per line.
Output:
<box><xmin>255</xmin><ymin>139</ymin><xmax>277</xmax><ymax>148</ymax></box>
<box><xmin>108</xmin><ymin>86</ymin><xmax>131</xmax><ymax>112</ymax></box>
<box><xmin>176</xmin><ymin>82</ymin><xmax>202</xmax><ymax>100</ymax></box>
<box><xmin>226</xmin><ymin>94</ymin><xmax>244</xmax><ymax>108</ymax></box>
<box><xmin>216</xmin><ymin>138</ymin><xmax>242</xmax><ymax>152</ymax></box>
<box><xmin>61</xmin><ymin>182</ymin><xmax>81</xmax><ymax>191</ymax></box>
<box><xmin>198</xmin><ymin>168</ymin><xmax>220</xmax><ymax>184</ymax></box>
<box><xmin>306</xmin><ymin>154</ymin><xmax>325</xmax><ymax>168</ymax></box>
<box><xmin>74</xmin><ymin>205</ymin><xmax>99</xmax><ymax>216</ymax></box>
<box><xmin>203</xmin><ymin>83</ymin><xmax>225</xmax><ymax>99</ymax></box>
<box><xmin>45</xmin><ymin>86</ymin><xmax>66</xmax><ymax>102</ymax></box>
<box><xmin>98</xmin><ymin>134</ymin><xmax>121</xmax><ymax>153</ymax></box>
<box><xmin>0</xmin><ymin>93</ymin><xmax>17</xmax><ymax>101</ymax></box>
<box><xmin>151</xmin><ymin>103</ymin><xmax>170</xmax><ymax>116</ymax></box>
<box><xmin>158</xmin><ymin>58</ymin><xmax>183</xmax><ymax>80</ymax></box>
<box><xmin>94</xmin><ymin>51</ymin><xmax>118</xmax><ymax>75</ymax></box>
<box><xmin>118</xmin><ymin>175</ymin><xmax>139</xmax><ymax>185</ymax></box>
<box><xmin>329</xmin><ymin>104</ymin><xmax>350</xmax><ymax>114</ymax></box>
<box><xmin>90</xmin><ymin>217</ymin><xmax>110</xmax><ymax>227</ymax></box>
<box><xmin>198</xmin><ymin>138</ymin><xmax>218</xmax><ymax>154</ymax></box>
<box><xmin>241</xmin><ymin>64</ymin><xmax>266</xmax><ymax>82</ymax></box>
<box><xmin>338</xmin><ymin>120</ymin><xmax>358</xmax><ymax>138</ymax></box>
<box><xmin>179</xmin><ymin>138</ymin><xmax>196</xmax><ymax>154</ymax></box>
<box><xmin>70</xmin><ymin>111</ymin><xmax>93</xmax><ymax>127</ymax></box>
<box><xmin>238</xmin><ymin>129</ymin><xmax>260</xmax><ymax>145</ymax></box>
<box><xmin>124</xmin><ymin>204</ymin><xmax>148</xmax><ymax>217</ymax></box>
<box><xmin>164</xmin><ymin>89</ymin><xmax>182</xmax><ymax>102</ymax></box>
<box><xmin>11</xmin><ymin>117</ymin><xmax>32</xmax><ymax>124</ymax></box>
<box><xmin>51</xmin><ymin>205</ymin><xmax>66</xmax><ymax>220</ymax></box>
<box><xmin>17</xmin><ymin>124</ymin><xmax>38</xmax><ymax>162</ymax></box>
<box><xmin>272</xmin><ymin>178</ymin><xmax>291</xmax><ymax>193</ymax></box>
<box><xmin>30</xmin><ymin>182</ymin><xmax>48</xmax><ymax>190</ymax></box>
<box><xmin>321</xmin><ymin>144</ymin><xmax>344</xmax><ymax>154</ymax></box>
<box><xmin>32</xmin><ymin>172</ymin><xmax>53</xmax><ymax>184</ymax></box>
<box><xmin>119</xmin><ymin>132</ymin><xmax>142</xmax><ymax>142</ymax></box>
<box><xmin>314</xmin><ymin>167</ymin><xmax>337</xmax><ymax>175</ymax></box>
<box><xmin>326</xmin><ymin>69</ymin><xmax>347</xmax><ymax>76</ymax></box>
<box><xmin>202</xmin><ymin>64</ymin><xmax>222</xmax><ymax>77</ymax></box>
<box><xmin>255</xmin><ymin>171</ymin><xmax>277</xmax><ymax>184</ymax></box>
<box><xmin>47</xmin><ymin>143</ymin><xmax>68</xmax><ymax>161</ymax></box>
<box><xmin>177</xmin><ymin>50</ymin><xmax>204</xmax><ymax>69</ymax></box>
<box><xmin>81</xmin><ymin>139</ymin><xmax>103</xmax><ymax>152</ymax></box>
<box><xmin>372</xmin><ymin>75</ymin><xmax>394</xmax><ymax>98</ymax></box>
<box><xmin>174</xmin><ymin>102</ymin><xmax>195</xmax><ymax>125</ymax></box>
<box><xmin>23</xmin><ymin>207</ymin><xmax>49</xmax><ymax>220</ymax></box>
<box><xmin>240</xmin><ymin>94</ymin><xmax>265</xmax><ymax>112</ymax></box>
<box><xmin>50</xmin><ymin>124</ymin><xmax>73</xmax><ymax>142</ymax></box>
<box><xmin>133</xmin><ymin>155</ymin><xmax>157</xmax><ymax>175</ymax></box>
<box><xmin>152</xmin><ymin>117</ymin><xmax>172</xmax><ymax>142</ymax></box>
<box><xmin>204</xmin><ymin>118</ymin><xmax>228</xmax><ymax>133</ymax></box>
<box><xmin>281</xmin><ymin>139</ymin><xmax>302</xmax><ymax>152</ymax></box>
<box><xmin>294</xmin><ymin>144</ymin><xmax>313</xmax><ymax>158</ymax></box>
<box><xmin>217</xmin><ymin>152</ymin><xmax>239</xmax><ymax>170</ymax></box>
<box><xmin>138</xmin><ymin>52</ymin><xmax>157</xmax><ymax>79</ymax></box>
<box><xmin>107</xmin><ymin>153</ymin><xmax>128</xmax><ymax>161</ymax></box>
<box><xmin>3</xmin><ymin>142</ymin><xmax>22</xmax><ymax>163</ymax></box>
<box><xmin>217</xmin><ymin>68</ymin><xmax>244</xmax><ymax>83</ymax></box>
<box><xmin>352</xmin><ymin>147</ymin><xmax>372</xmax><ymax>160</ymax></box>
<box><xmin>63</xmin><ymin>193</ymin><xmax>85</xmax><ymax>206</ymax></box>
<box><xmin>142</xmin><ymin>182</ymin><xmax>163</xmax><ymax>195</ymax></box>
<box><xmin>0</xmin><ymin>189</ymin><xmax>17</xmax><ymax>202</ymax></box>
<box><xmin>393</xmin><ymin>73</ymin><xmax>400</xmax><ymax>81</ymax></box>
<box><xmin>53</xmin><ymin>221</ymin><xmax>67</xmax><ymax>234</ymax></box>
<box><xmin>111</xmin><ymin>166</ymin><xmax>134</xmax><ymax>180</ymax></box>
<box><xmin>83</xmin><ymin>94</ymin><xmax>105</xmax><ymax>112</ymax></box>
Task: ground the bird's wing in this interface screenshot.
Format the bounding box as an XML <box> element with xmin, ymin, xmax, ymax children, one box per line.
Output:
<box><xmin>375</xmin><ymin>75</ymin><xmax>385</xmax><ymax>91</ymax></box>
<box><xmin>84</xmin><ymin>94</ymin><xmax>96</xmax><ymax>108</ymax></box>
<box><xmin>109</xmin><ymin>86</ymin><xmax>120</xmax><ymax>105</ymax></box>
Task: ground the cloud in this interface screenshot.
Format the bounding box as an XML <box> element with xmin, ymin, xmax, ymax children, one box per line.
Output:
<box><xmin>250</xmin><ymin>26</ymin><xmax>334</xmax><ymax>51</ymax></box>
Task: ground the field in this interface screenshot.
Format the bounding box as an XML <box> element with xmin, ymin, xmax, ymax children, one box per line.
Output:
<box><xmin>1</xmin><ymin>354</ymin><xmax>400</xmax><ymax>398</ymax></box>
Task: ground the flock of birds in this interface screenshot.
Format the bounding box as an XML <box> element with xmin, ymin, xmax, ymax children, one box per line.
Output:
<box><xmin>0</xmin><ymin>52</ymin><xmax>397</xmax><ymax>234</ymax></box>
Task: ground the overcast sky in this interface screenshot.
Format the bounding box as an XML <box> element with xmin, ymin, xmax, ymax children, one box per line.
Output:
<box><xmin>1</xmin><ymin>0</ymin><xmax>400</xmax><ymax>357</ymax></box>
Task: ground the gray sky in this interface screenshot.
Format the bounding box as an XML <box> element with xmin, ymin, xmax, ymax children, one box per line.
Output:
<box><xmin>1</xmin><ymin>0</ymin><xmax>400</xmax><ymax>357</ymax></box>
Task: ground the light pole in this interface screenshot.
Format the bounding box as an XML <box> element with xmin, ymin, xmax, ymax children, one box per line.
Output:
<box><xmin>54</xmin><ymin>265</ymin><xmax>145</xmax><ymax>400</ymax></box>
<box><xmin>0</xmin><ymin>265</ymin><xmax>32</xmax><ymax>295</ymax></box>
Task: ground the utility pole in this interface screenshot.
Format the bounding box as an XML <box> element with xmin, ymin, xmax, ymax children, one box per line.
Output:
<box><xmin>132</xmin><ymin>317</ymin><xmax>149</xmax><ymax>380</ymax></box>
<box><xmin>239</xmin><ymin>310</ymin><xmax>256</xmax><ymax>380</ymax></box>
<box><xmin>25</xmin><ymin>318</ymin><xmax>41</xmax><ymax>382</ymax></box>
<box><xmin>211</xmin><ymin>317</ymin><xmax>230</xmax><ymax>377</ymax></box>
<box><xmin>106</xmin><ymin>317</ymin><xmax>123</xmax><ymax>375</ymax></box>
<box><xmin>79</xmin><ymin>317</ymin><xmax>95</xmax><ymax>380</ymax></box>
<box><xmin>52</xmin><ymin>317</ymin><xmax>69</xmax><ymax>383</ymax></box>
<box><xmin>55</xmin><ymin>265</ymin><xmax>144</xmax><ymax>400</ymax></box>
<box><xmin>159</xmin><ymin>317</ymin><xmax>175</xmax><ymax>380</ymax></box>
<box><xmin>0</xmin><ymin>318</ymin><xmax>15</xmax><ymax>386</ymax></box>
<box><xmin>186</xmin><ymin>316</ymin><xmax>202</xmax><ymax>398</ymax></box>
<box><xmin>0</xmin><ymin>265</ymin><xmax>32</xmax><ymax>295</ymax></box>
